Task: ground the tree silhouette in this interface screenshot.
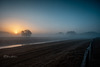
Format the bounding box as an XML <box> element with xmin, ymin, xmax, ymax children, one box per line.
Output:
<box><xmin>58</xmin><ymin>32</ymin><xmax>64</xmax><ymax>35</ymax></box>
<box><xmin>66</xmin><ymin>31</ymin><xmax>76</xmax><ymax>35</ymax></box>
<box><xmin>21</xmin><ymin>30</ymin><xmax>32</xmax><ymax>37</ymax></box>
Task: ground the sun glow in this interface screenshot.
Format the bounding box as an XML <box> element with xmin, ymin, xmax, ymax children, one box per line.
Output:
<box><xmin>14</xmin><ymin>31</ymin><xmax>18</xmax><ymax>34</ymax></box>
<box><xmin>1</xmin><ymin>18</ymin><xmax>41</xmax><ymax>34</ymax></box>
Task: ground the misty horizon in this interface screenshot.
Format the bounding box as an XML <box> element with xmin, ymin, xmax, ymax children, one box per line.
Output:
<box><xmin>0</xmin><ymin>30</ymin><xmax>100</xmax><ymax>38</ymax></box>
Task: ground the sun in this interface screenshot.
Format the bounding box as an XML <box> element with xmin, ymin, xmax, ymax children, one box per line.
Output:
<box><xmin>14</xmin><ymin>31</ymin><xmax>18</xmax><ymax>34</ymax></box>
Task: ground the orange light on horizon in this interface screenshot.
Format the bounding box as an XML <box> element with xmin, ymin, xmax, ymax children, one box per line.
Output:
<box><xmin>1</xmin><ymin>17</ymin><xmax>42</xmax><ymax>34</ymax></box>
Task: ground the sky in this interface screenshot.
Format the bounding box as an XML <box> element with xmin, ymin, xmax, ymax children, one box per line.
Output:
<box><xmin>0</xmin><ymin>0</ymin><xmax>100</xmax><ymax>34</ymax></box>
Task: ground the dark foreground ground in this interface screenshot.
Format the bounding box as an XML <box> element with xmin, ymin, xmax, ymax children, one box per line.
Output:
<box><xmin>90</xmin><ymin>38</ymin><xmax>100</xmax><ymax>67</ymax></box>
<box><xmin>0</xmin><ymin>39</ymin><xmax>91</xmax><ymax>67</ymax></box>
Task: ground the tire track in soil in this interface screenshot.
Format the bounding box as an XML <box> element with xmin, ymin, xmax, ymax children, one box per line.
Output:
<box><xmin>0</xmin><ymin>39</ymin><xmax>90</xmax><ymax>67</ymax></box>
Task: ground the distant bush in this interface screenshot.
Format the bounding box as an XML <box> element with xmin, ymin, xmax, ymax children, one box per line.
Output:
<box><xmin>21</xmin><ymin>30</ymin><xmax>32</xmax><ymax>37</ymax></box>
<box><xmin>66</xmin><ymin>31</ymin><xmax>76</xmax><ymax>35</ymax></box>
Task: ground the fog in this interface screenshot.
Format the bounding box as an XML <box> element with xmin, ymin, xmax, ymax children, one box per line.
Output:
<box><xmin>0</xmin><ymin>31</ymin><xmax>100</xmax><ymax>40</ymax></box>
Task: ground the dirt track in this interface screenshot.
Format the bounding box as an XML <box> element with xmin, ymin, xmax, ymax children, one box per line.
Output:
<box><xmin>0</xmin><ymin>39</ymin><xmax>90</xmax><ymax>67</ymax></box>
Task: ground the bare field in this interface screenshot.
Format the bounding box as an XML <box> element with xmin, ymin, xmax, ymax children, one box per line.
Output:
<box><xmin>0</xmin><ymin>37</ymin><xmax>55</xmax><ymax>46</ymax></box>
<box><xmin>0</xmin><ymin>39</ymin><xmax>90</xmax><ymax>67</ymax></box>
